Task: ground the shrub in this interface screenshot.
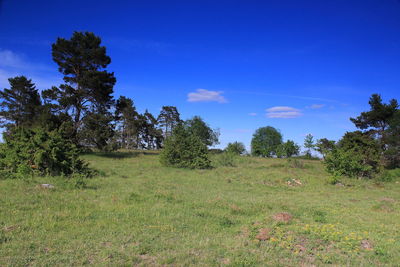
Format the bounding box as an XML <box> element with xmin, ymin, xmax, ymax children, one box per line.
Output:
<box><xmin>214</xmin><ymin>152</ymin><xmax>236</xmax><ymax>167</ymax></box>
<box><xmin>324</xmin><ymin>131</ymin><xmax>381</xmax><ymax>178</ymax></box>
<box><xmin>225</xmin><ymin>141</ymin><xmax>246</xmax><ymax>155</ymax></box>
<box><xmin>0</xmin><ymin>127</ymin><xmax>92</xmax><ymax>178</ymax></box>
<box><xmin>160</xmin><ymin>125</ymin><xmax>211</xmax><ymax>169</ymax></box>
<box><xmin>324</xmin><ymin>149</ymin><xmax>374</xmax><ymax>178</ymax></box>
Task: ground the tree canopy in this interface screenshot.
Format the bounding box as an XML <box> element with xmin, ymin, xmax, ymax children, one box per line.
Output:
<box><xmin>251</xmin><ymin>126</ymin><xmax>283</xmax><ymax>157</ymax></box>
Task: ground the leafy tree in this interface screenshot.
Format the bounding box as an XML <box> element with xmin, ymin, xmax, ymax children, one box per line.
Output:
<box><xmin>0</xmin><ymin>76</ymin><xmax>42</xmax><ymax>130</ymax></box>
<box><xmin>276</xmin><ymin>140</ymin><xmax>300</xmax><ymax>158</ymax></box>
<box><xmin>251</xmin><ymin>126</ymin><xmax>283</xmax><ymax>157</ymax></box>
<box><xmin>160</xmin><ymin>125</ymin><xmax>211</xmax><ymax>169</ymax></box>
<box><xmin>225</xmin><ymin>141</ymin><xmax>246</xmax><ymax>155</ymax></box>
<box><xmin>185</xmin><ymin>116</ymin><xmax>219</xmax><ymax>147</ymax></box>
<box><xmin>316</xmin><ymin>138</ymin><xmax>336</xmax><ymax>159</ymax></box>
<box><xmin>350</xmin><ymin>94</ymin><xmax>398</xmax><ymax>140</ymax></box>
<box><xmin>303</xmin><ymin>134</ymin><xmax>315</xmax><ymax>158</ymax></box>
<box><xmin>44</xmin><ymin>31</ymin><xmax>116</xmax><ymax>145</ymax></box>
<box><xmin>157</xmin><ymin>106</ymin><xmax>181</xmax><ymax>139</ymax></box>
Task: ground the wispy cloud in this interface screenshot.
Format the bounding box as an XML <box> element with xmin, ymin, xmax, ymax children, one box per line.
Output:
<box><xmin>248</xmin><ymin>112</ymin><xmax>257</xmax><ymax>116</ymax></box>
<box><xmin>266</xmin><ymin>106</ymin><xmax>303</xmax><ymax>118</ymax></box>
<box><xmin>187</xmin><ymin>89</ymin><xmax>227</xmax><ymax>103</ymax></box>
<box><xmin>307</xmin><ymin>104</ymin><xmax>325</xmax><ymax>109</ymax></box>
<box><xmin>0</xmin><ymin>49</ymin><xmax>61</xmax><ymax>90</ymax></box>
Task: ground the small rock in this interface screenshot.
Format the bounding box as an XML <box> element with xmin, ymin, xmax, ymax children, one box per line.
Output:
<box><xmin>335</xmin><ymin>183</ymin><xmax>345</xmax><ymax>187</ymax></box>
<box><xmin>40</xmin><ymin>184</ymin><xmax>55</xmax><ymax>189</ymax></box>
<box><xmin>255</xmin><ymin>228</ymin><xmax>271</xmax><ymax>241</ymax></box>
<box><xmin>360</xmin><ymin>239</ymin><xmax>373</xmax><ymax>250</ymax></box>
<box><xmin>272</xmin><ymin>212</ymin><xmax>293</xmax><ymax>223</ymax></box>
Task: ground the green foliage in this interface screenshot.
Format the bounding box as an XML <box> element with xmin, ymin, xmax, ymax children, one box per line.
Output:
<box><xmin>316</xmin><ymin>138</ymin><xmax>336</xmax><ymax>159</ymax></box>
<box><xmin>324</xmin><ymin>131</ymin><xmax>382</xmax><ymax>178</ymax></box>
<box><xmin>276</xmin><ymin>140</ymin><xmax>300</xmax><ymax>158</ymax></box>
<box><xmin>185</xmin><ymin>116</ymin><xmax>219</xmax><ymax>147</ymax></box>
<box><xmin>45</xmin><ymin>31</ymin><xmax>116</xmax><ymax>148</ymax></box>
<box><xmin>303</xmin><ymin>134</ymin><xmax>315</xmax><ymax>158</ymax></box>
<box><xmin>157</xmin><ymin>106</ymin><xmax>181</xmax><ymax>139</ymax></box>
<box><xmin>383</xmin><ymin>110</ymin><xmax>400</xmax><ymax>168</ymax></box>
<box><xmin>0</xmin><ymin>76</ymin><xmax>42</xmax><ymax>130</ymax></box>
<box><xmin>214</xmin><ymin>152</ymin><xmax>236</xmax><ymax>167</ymax></box>
<box><xmin>251</xmin><ymin>126</ymin><xmax>283</xmax><ymax>157</ymax></box>
<box><xmin>0</xmin><ymin>127</ymin><xmax>92</xmax><ymax>178</ymax></box>
<box><xmin>159</xmin><ymin>125</ymin><xmax>211</xmax><ymax>169</ymax></box>
<box><xmin>225</xmin><ymin>141</ymin><xmax>246</xmax><ymax>155</ymax></box>
<box><xmin>377</xmin><ymin>169</ymin><xmax>400</xmax><ymax>182</ymax></box>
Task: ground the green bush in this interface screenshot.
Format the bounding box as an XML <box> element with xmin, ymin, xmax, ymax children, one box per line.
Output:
<box><xmin>0</xmin><ymin>127</ymin><xmax>93</xmax><ymax>178</ymax></box>
<box><xmin>160</xmin><ymin>125</ymin><xmax>211</xmax><ymax>169</ymax></box>
<box><xmin>214</xmin><ymin>152</ymin><xmax>236</xmax><ymax>167</ymax></box>
<box><xmin>225</xmin><ymin>141</ymin><xmax>246</xmax><ymax>155</ymax></box>
<box><xmin>324</xmin><ymin>149</ymin><xmax>374</xmax><ymax>178</ymax></box>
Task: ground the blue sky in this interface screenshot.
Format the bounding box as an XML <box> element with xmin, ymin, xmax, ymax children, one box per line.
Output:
<box><xmin>1</xmin><ymin>0</ymin><xmax>399</xmax><ymax>151</ymax></box>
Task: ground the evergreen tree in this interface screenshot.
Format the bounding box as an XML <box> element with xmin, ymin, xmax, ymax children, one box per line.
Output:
<box><xmin>304</xmin><ymin>134</ymin><xmax>315</xmax><ymax>158</ymax></box>
<box><xmin>44</xmin><ymin>31</ymin><xmax>116</xmax><ymax>146</ymax></box>
<box><xmin>0</xmin><ymin>76</ymin><xmax>42</xmax><ymax>130</ymax></box>
<box><xmin>157</xmin><ymin>106</ymin><xmax>181</xmax><ymax>139</ymax></box>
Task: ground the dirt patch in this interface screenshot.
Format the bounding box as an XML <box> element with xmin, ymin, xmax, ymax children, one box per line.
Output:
<box><xmin>255</xmin><ymin>228</ymin><xmax>271</xmax><ymax>241</ymax></box>
<box><xmin>379</xmin><ymin>197</ymin><xmax>395</xmax><ymax>203</ymax></box>
<box><xmin>272</xmin><ymin>212</ymin><xmax>293</xmax><ymax>223</ymax></box>
<box><xmin>360</xmin><ymin>239</ymin><xmax>373</xmax><ymax>250</ymax></box>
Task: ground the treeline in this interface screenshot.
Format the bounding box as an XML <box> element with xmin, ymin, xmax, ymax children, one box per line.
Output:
<box><xmin>0</xmin><ymin>31</ymin><xmax>220</xmax><ymax>177</ymax></box>
<box><xmin>0</xmin><ymin>32</ymin><xmax>183</xmax><ymax>152</ymax></box>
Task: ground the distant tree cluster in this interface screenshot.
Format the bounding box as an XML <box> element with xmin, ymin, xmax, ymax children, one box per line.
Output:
<box><xmin>250</xmin><ymin>126</ymin><xmax>300</xmax><ymax>158</ymax></box>
<box><xmin>0</xmin><ymin>32</ymin><xmax>188</xmax><ymax>176</ymax></box>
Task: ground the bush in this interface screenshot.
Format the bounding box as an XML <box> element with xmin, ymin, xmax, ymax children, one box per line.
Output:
<box><xmin>225</xmin><ymin>141</ymin><xmax>246</xmax><ymax>155</ymax></box>
<box><xmin>0</xmin><ymin>127</ymin><xmax>93</xmax><ymax>178</ymax></box>
<box><xmin>214</xmin><ymin>152</ymin><xmax>236</xmax><ymax>167</ymax></box>
<box><xmin>324</xmin><ymin>149</ymin><xmax>375</xmax><ymax>178</ymax></box>
<box><xmin>324</xmin><ymin>131</ymin><xmax>381</xmax><ymax>178</ymax></box>
<box><xmin>160</xmin><ymin>125</ymin><xmax>211</xmax><ymax>169</ymax></box>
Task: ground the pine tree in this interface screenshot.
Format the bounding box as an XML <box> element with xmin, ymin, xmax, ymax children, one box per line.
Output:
<box><xmin>0</xmin><ymin>76</ymin><xmax>42</xmax><ymax>130</ymax></box>
<box><xmin>157</xmin><ymin>106</ymin><xmax>181</xmax><ymax>139</ymax></box>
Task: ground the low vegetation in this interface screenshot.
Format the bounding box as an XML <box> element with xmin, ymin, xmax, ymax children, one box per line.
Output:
<box><xmin>1</xmin><ymin>152</ymin><xmax>399</xmax><ymax>266</ymax></box>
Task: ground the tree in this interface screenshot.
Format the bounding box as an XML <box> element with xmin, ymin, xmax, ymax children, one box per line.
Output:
<box><xmin>142</xmin><ymin>110</ymin><xmax>163</xmax><ymax>149</ymax></box>
<box><xmin>44</xmin><ymin>31</ymin><xmax>116</xmax><ymax>145</ymax></box>
<box><xmin>251</xmin><ymin>126</ymin><xmax>282</xmax><ymax>157</ymax></box>
<box><xmin>384</xmin><ymin>110</ymin><xmax>400</xmax><ymax>168</ymax></box>
<box><xmin>185</xmin><ymin>116</ymin><xmax>219</xmax><ymax>147</ymax></box>
<box><xmin>316</xmin><ymin>138</ymin><xmax>336</xmax><ymax>159</ymax></box>
<box><xmin>276</xmin><ymin>140</ymin><xmax>300</xmax><ymax>158</ymax></box>
<box><xmin>225</xmin><ymin>141</ymin><xmax>246</xmax><ymax>155</ymax></box>
<box><xmin>0</xmin><ymin>76</ymin><xmax>42</xmax><ymax>130</ymax></box>
<box><xmin>157</xmin><ymin>106</ymin><xmax>181</xmax><ymax>139</ymax></box>
<box><xmin>303</xmin><ymin>134</ymin><xmax>315</xmax><ymax>158</ymax></box>
<box><xmin>324</xmin><ymin>131</ymin><xmax>381</xmax><ymax>178</ymax></box>
<box><xmin>115</xmin><ymin>96</ymin><xmax>139</xmax><ymax>149</ymax></box>
<box><xmin>79</xmin><ymin>111</ymin><xmax>115</xmax><ymax>151</ymax></box>
<box><xmin>350</xmin><ymin>94</ymin><xmax>398</xmax><ymax>141</ymax></box>
<box><xmin>160</xmin><ymin>124</ymin><xmax>211</xmax><ymax>169</ymax></box>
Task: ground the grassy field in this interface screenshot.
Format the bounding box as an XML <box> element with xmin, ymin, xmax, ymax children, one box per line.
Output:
<box><xmin>1</xmin><ymin>152</ymin><xmax>399</xmax><ymax>266</ymax></box>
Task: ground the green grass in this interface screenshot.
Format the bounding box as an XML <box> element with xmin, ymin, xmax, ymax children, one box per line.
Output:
<box><xmin>1</xmin><ymin>152</ymin><xmax>400</xmax><ymax>266</ymax></box>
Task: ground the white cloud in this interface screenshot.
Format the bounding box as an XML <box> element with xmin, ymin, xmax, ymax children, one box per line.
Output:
<box><xmin>248</xmin><ymin>112</ymin><xmax>257</xmax><ymax>116</ymax></box>
<box><xmin>266</xmin><ymin>106</ymin><xmax>302</xmax><ymax>118</ymax></box>
<box><xmin>0</xmin><ymin>49</ymin><xmax>61</xmax><ymax>90</ymax></box>
<box><xmin>187</xmin><ymin>89</ymin><xmax>227</xmax><ymax>103</ymax></box>
<box><xmin>307</xmin><ymin>104</ymin><xmax>325</xmax><ymax>109</ymax></box>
